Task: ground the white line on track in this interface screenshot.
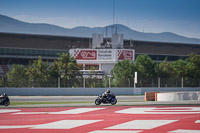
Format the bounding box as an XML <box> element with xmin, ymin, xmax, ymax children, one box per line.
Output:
<box><xmin>169</xmin><ymin>129</ymin><xmax>200</xmax><ymax>133</ymax></box>
<box><xmin>195</xmin><ymin>120</ymin><xmax>200</xmax><ymax>123</ymax></box>
<box><xmin>105</xmin><ymin>120</ymin><xmax>177</xmax><ymax>129</ymax></box>
<box><xmin>49</xmin><ymin>108</ymin><xmax>104</xmax><ymax>114</ymax></box>
<box><xmin>0</xmin><ymin>109</ymin><xmax>21</xmax><ymax>113</ymax></box>
<box><xmin>13</xmin><ymin>108</ymin><xmax>105</xmax><ymax>115</ymax></box>
<box><xmin>31</xmin><ymin>120</ymin><xmax>102</xmax><ymax>129</ymax></box>
<box><xmin>115</xmin><ymin>107</ymin><xmax>200</xmax><ymax>114</ymax></box>
<box><xmin>0</xmin><ymin>120</ymin><xmax>102</xmax><ymax>129</ymax></box>
<box><xmin>89</xmin><ymin>130</ymin><xmax>142</xmax><ymax>133</ymax></box>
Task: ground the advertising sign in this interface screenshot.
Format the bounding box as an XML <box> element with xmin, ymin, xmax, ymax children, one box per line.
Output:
<box><xmin>73</xmin><ymin>50</ymin><xmax>97</xmax><ymax>60</ymax></box>
<box><xmin>97</xmin><ymin>49</ymin><xmax>114</xmax><ymax>60</ymax></box>
<box><xmin>118</xmin><ymin>50</ymin><xmax>134</xmax><ymax>60</ymax></box>
<box><xmin>70</xmin><ymin>49</ymin><xmax>135</xmax><ymax>61</ymax></box>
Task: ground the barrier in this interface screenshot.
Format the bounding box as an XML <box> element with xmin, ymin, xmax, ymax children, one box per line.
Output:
<box><xmin>0</xmin><ymin>88</ymin><xmax>134</xmax><ymax>96</ymax></box>
<box><xmin>157</xmin><ymin>91</ymin><xmax>200</xmax><ymax>101</ymax></box>
<box><xmin>145</xmin><ymin>92</ymin><xmax>156</xmax><ymax>101</ymax></box>
<box><xmin>0</xmin><ymin>87</ymin><xmax>199</xmax><ymax>96</ymax></box>
<box><xmin>155</xmin><ymin>92</ymin><xmax>160</xmax><ymax>101</ymax></box>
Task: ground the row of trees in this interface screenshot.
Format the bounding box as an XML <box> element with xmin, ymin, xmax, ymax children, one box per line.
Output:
<box><xmin>1</xmin><ymin>53</ymin><xmax>80</xmax><ymax>87</ymax></box>
<box><xmin>0</xmin><ymin>53</ymin><xmax>200</xmax><ymax>88</ymax></box>
<box><xmin>111</xmin><ymin>53</ymin><xmax>200</xmax><ymax>87</ymax></box>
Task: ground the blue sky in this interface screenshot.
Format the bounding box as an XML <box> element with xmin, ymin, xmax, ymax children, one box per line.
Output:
<box><xmin>0</xmin><ymin>0</ymin><xmax>200</xmax><ymax>38</ymax></box>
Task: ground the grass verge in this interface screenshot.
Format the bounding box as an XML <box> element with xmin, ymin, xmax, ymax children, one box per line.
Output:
<box><xmin>10</xmin><ymin>100</ymin><xmax>145</xmax><ymax>106</ymax></box>
<box><xmin>10</xmin><ymin>101</ymin><xmax>93</xmax><ymax>105</ymax></box>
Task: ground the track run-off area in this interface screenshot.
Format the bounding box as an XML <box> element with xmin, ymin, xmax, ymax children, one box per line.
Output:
<box><xmin>0</xmin><ymin>106</ymin><xmax>200</xmax><ymax>133</ymax></box>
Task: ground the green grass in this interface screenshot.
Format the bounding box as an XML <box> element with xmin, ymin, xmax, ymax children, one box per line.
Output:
<box><xmin>10</xmin><ymin>101</ymin><xmax>93</xmax><ymax>105</ymax></box>
<box><xmin>121</xmin><ymin>100</ymin><xmax>145</xmax><ymax>102</ymax></box>
<box><xmin>10</xmin><ymin>100</ymin><xmax>145</xmax><ymax>106</ymax></box>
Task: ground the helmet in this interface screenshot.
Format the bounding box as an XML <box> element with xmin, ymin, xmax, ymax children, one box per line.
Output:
<box><xmin>106</xmin><ymin>89</ymin><xmax>110</xmax><ymax>93</ymax></box>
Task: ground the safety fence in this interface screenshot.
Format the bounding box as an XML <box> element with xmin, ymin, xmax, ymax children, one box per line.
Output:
<box><xmin>0</xmin><ymin>77</ymin><xmax>200</xmax><ymax>88</ymax></box>
<box><xmin>0</xmin><ymin>87</ymin><xmax>200</xmax><ymax>96</ymax></box>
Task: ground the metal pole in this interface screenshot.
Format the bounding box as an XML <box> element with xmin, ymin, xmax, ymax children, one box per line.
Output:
<box><xmin>182</xmin><ymin>77</ymin><xmax>183</xmax><ymax>88</ymax></box>
<box><xmin>3</xmin><ymin>77</ymin><xmax>6</xmax><ymax>88</ymax></box>
<box><xmin>134</xmin><ymin>78</ymin><xmax>136</xmax><ymax>88</ymax></box>
<box><xmin>83</xmin><ymin>78</ymin><xmax>85</xmax><ymax>88</ymax></box>
<box><xmin>58</xmin><ymin>77</ymin><xmax>60</xmax><ymax>88</ymax></box>
<box><xmin>109</xmin><ymin>77</ymin><xmax>111</xmax><ymax>88</ymax></box>
<box><xmin>128</xmin><ymin>78</ymin><xmax>130</xmax><ymax>88</ymax></box>
<box><xmin>158</xmin><ymin>77</ymin><xmax>160</xmax><ymax>88</ymax></box>
<box><xmin>32</xmin><ymin>79</ymin><xmax>34</xmax><ymax>88</ymax></box>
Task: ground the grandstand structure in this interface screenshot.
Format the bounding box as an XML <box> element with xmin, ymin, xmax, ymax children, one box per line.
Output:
<box><xmin>0</xmin><ymin>32</ymin><xmax>200</xmax><ymax>77</ymax></box>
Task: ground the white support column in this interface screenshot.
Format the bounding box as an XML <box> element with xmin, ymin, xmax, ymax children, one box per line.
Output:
<box><xmin>134</xmin><ymin>72</ymin><xmax>137</xmax><ymax>88</ymax></box>
<box><xmin>83</xmin><ymin>64</ymin><xmax>85</xmax><ymax>70</ymax></box>
<box><xmin>99</xmin><ymin>63</ymin><xmax>101</xmax><ymax>71</ymax></box>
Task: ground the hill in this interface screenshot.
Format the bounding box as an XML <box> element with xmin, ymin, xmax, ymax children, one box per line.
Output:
<box><xmin>0</xmin><ymin>14</ymin><xmax>200</xmax><ymax>44</ymax></box>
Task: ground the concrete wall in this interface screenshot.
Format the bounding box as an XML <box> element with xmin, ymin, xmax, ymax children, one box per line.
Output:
<box><xmin>0</xmin><ymin>87</ymin><xmax>200</xmax><ymax>96</ymax></box>
<box><xmin>157</xmin><ymin>91</ymin><xmax>200</xmax><ymax>101</ymax></box>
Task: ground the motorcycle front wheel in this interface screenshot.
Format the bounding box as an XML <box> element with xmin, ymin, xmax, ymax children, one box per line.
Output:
<box><xmin>111</xmin><ymin>98</ymin><xmax>117</xmax><ymax>105</ymax></box>
<box><xmin>95</xmin><ymin>99</ymin><xmax>101</xmax><ymax>105</ymax></box>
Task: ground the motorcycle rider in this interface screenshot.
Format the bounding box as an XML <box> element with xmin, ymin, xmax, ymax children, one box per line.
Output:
<box><xmin>102</xmin><ymin>89</ymin><xmax>111</xmax><ymax>100</ymax></box>
<box><xmin>0</xmin><ymin>93</ymin><xmax>6</xmax><ymax>99</ymax></box>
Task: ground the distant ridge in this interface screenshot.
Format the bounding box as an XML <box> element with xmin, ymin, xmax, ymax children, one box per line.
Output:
<box><xmin>0</xmin><ymin>14</ymin><xmax>200</xmax><ymax>44</ymax></box>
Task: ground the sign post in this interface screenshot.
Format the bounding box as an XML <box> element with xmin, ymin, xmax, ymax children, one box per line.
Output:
<box><xmin>134</xmin><ymin>72</ymin><xmax>137</xmax><ymax>88</ymax></box>
<box><xmin>107</xmin><ymin>75</ymin><xmax>112</xmax><ymax>88</ymax></box>
<box><xmin>58</xmin><ymin>77</ymin><xmax>60</xmax><ymax>88</ymax></box>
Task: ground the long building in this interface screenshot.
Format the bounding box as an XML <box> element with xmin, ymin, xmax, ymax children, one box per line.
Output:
<box><xmin>0</xmin><ymin>32</ymin><xmax>200</xmax><ymax>77</ymax></box>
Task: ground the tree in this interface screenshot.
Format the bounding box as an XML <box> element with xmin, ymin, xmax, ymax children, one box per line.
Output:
<box><xmin>6</xmin><ymin>64</ymin><xmax>28</xmax><ymax>87</ymax></box>
<box><xmin>185</xmin><ymin>53</ymin><xmax>200</xmax><ymax>78</ymax></box>
<box><xmin>52</xmin><ymin>53</ymin><xmax>80</xmax><ymax>87</ymax></box>
<box><xmin>156</xmin><ymin>58</ymin><xmax>178</xmax><ymax>87</ymax></box>
<box><xmin>102</xmin><ymin>75</ymin><xmax>109</xmax><ymax>88</ymax></box>
<box><xmin>184</xmin><ymin>53</ymin><xmax>200</xmax><ymax>87</ymax></box>
<box><xmin>172</xmin><ymin>59</ymin><xmax>187</xmax><ymax>78</ymax></box>
<box><xmin>26</xmin><ymin>56</ymin><xmax>49</xmax><ymax>87</ymax></box>
<box><xmin>156</xmin><ymin>58</ymin><xmax>174</xmax><ymax>78</ymax></box>
<box><xmin>111</xmin><ymin>60</ymin><xmax>135</xmax><ymax>87</ymax></box>
<box><xmin>133</xmin><ymin>55</ymin><xmax>156</xmax><ymax>87</ymax></box>
<box><xmin>134</xmin><ymin>55</ymin><xmax>156</xmax><ymax>78</ymax></box>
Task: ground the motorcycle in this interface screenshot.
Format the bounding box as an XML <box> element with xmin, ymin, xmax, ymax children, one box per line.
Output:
<box><xmin>95</xmin><ymin>92</ymin><xmax>117</xmax><ymax>105</ymax></box>
<box><xmin>0</xmin><ymin>93</ymin><xmax>10</xmax><ymax>106</ymax></box>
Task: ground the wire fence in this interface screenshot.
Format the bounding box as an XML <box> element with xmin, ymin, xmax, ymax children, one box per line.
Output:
<box><xmin>0</xmin><ymin>77</ymin><xmax>200</xmax><ymax>88</ymax></box>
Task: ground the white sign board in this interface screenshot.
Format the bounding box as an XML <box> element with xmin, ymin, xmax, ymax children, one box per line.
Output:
<box><xmin>97</xmin><ymin>49</ymin><xmax>115</xmax><ymax>60</ymax></box>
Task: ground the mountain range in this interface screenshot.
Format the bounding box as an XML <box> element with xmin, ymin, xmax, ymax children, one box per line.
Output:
<box><xmin>0</xmin><ymin>14</ymin><xmax>200</xmax><ymax>44</ymax></box>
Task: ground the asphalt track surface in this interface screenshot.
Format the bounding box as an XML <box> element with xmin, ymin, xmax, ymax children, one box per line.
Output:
<box><xmin>0</xmin><ymin>106</ymin><xmax>200</xmax><ymax>133</ymax></box>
